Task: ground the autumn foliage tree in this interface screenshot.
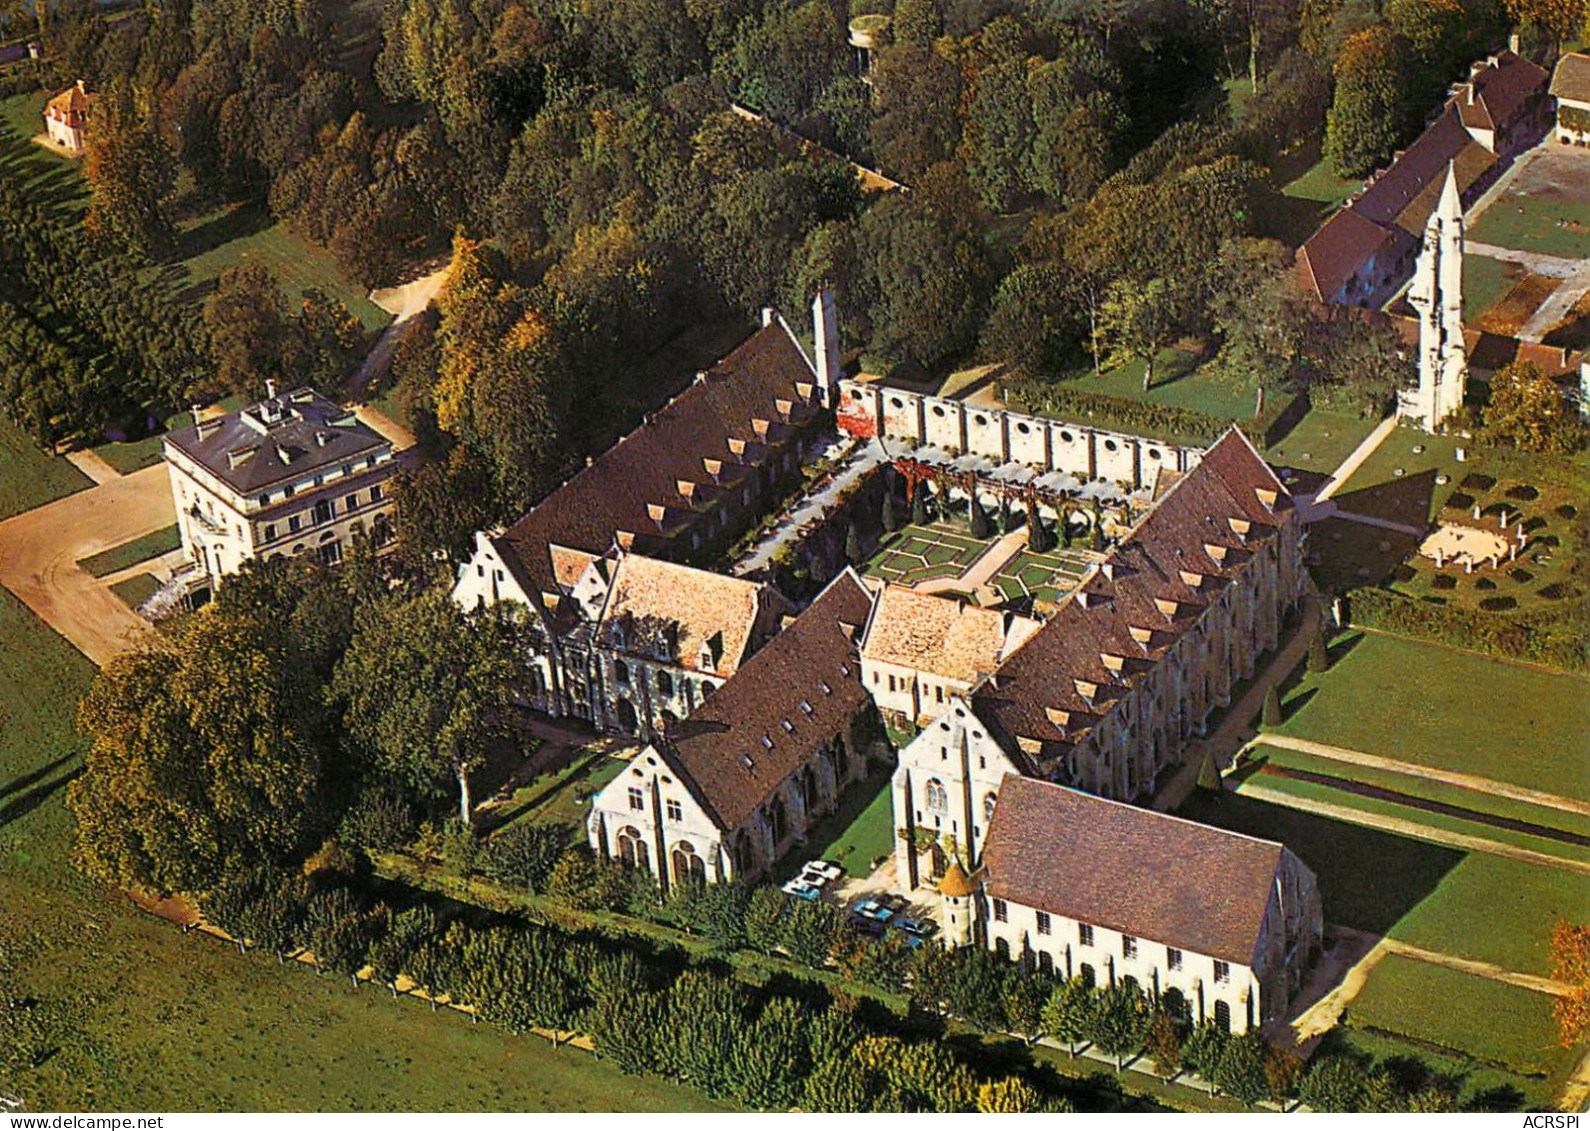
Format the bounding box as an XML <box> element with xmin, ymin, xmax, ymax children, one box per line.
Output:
<box><xmin>1552</xmin><ymin>920</ymin><xmax>1590</xmax><ymax>1047</ymax></box>
<box><xmin>1324</xmin><ymin>26</ymin><xmax>1420</xmax><ymax>177</ymax></box>
<box><xmin>1483</xmin><ymin>361</ymin><xmax>1582</xmax><ymax>453</ymax></box>
<box><xmin>83</xmin><ymin>83</ymin><xmax>177</xmax><ymax>263</ymax></box>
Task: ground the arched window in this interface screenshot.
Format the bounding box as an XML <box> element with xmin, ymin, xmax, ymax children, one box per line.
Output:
<box><xmin>769</xmin><ymin>796</ymin><xmax>789</xmax><ymax>843</ymax></box>
<box><xmin>614</xmin><ymin>660</ymin><xmax>631</xmax><ymax>686</ymax></box>
<box><xmin>983</xmin><ymin>792</ymin><xmax>997</xmax><ymax>821</ymax></box>
<box><xmin>925</xmin><ymin>779</ymin><xmax>948</xmax><ymax>812</ymax></box>
<box><xmin>671</xmin><ymin>841</ymin><xmax>705</xmax><ymax>884</ymax></box>
<box><xmin>617</xmin><ymin>826</ymin><xmax>649</xmax><ymax>872</ymax></box>
<box><xmin>656</xmin><ymin>670</ymin><xmax>674</xmax><ymax>697</ymax></box>
<box><xmin>994</xmin><ymin>937</ymin><xmax>1011</xmax><ymax>959</ymax></box>
<box><xmin>1214</xmin><ymin>999</ymin><xmax>1232</xmax><ymax>1033</ymax></box>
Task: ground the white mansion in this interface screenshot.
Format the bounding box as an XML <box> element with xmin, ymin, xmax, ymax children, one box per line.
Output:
<box><xmin>163</xmin><ymin>386</ymin><xmax>398</xmax><ymax>600</ymax></box>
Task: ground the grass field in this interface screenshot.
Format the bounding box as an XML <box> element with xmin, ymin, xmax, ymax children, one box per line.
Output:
<box><xmin>166</xmin><ymin>205</ymin><xmax>391</xmax><ymax>333</ymax></box>
<box><xmin>77</xmin><ymin>525</ymin><xmax>181</xmax><ymax>578</ymax></box>
<box><xmin>1237</xmin><ymin>767</ymin><xmax>1590</xmax><ymax>866</ymax></box>
<box><xmin>1468</xmin><ymin>158</ymin><xmax>1590</xmax><ymax>261</ymax></box>
<box><xmin>802</xmin><ymin>772</ymin><xmax>895</xmax><ymax>879</ymax></box>
<box><xmin>108</xmin><ymin>573</ymin><xmax>161</xmax><ymax>609</ymax></box>
<box><xmin>1273</xmin><ymin>631</ymin><xmax>1590</xmax><ymax>799</ymax></box>
<box><xmin>1281</xmin><ymin>157</ymin><xmax>1360</xmax><ymax>211</ymax></box>
<box><xmin>1068</xmin><ymin>349</ymin><xmax>1258</xmax><ymax>421</ymax></box>
<box><xmin>1246</xmin><ymin>742</ymin><xmax>1590</xmax><ymax>849</ymax></box>
<box><xmin>1347</xmin><ymin>955</ymin><xmax>1577</xmax><ymax>1084</ymax></box>
<box><xmin>0</xmin><ymin>587</ymin><xmax>729</xmax><ymax>1111</ymax></box>
<box><xmin>1386</xmin><ymin>854</ymin><xmax>1586</xmax><ymax>978</ymax></box>
<box><xmin>1265</xmin><ymin>408</ymin><xmax>1378</xmax><ymax>474</ymax></box>
<box><xmin>0</xmin><ymin>416</ymin><xmax>92</xmax><ymax>522</ymax></box>
<box><xmin>1462</xmin><ymin>254</ymin><xmax>1521</xmax><ymax>321</ymax></box>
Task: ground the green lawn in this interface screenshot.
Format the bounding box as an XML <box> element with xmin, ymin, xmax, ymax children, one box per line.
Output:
<box><xmin>1247</xmin><ymin>742</ymin><xmax>1590</xmax><ymax>845</ymax></box>
<box><xmin>93</xmin><ymin>396</ymin><xmax>246</xmax><ymax>476</ymax></box>
<box><xmin>1071</xmin><ymin>350</ymin><xmax>1257</xmax><ymax>421</ymax></box>
<box><xmin>1264</xmin><ymin>407</ymin><xmax>1378</xmax><ymax>474</ymax></box>
<box><xmin>77</xmin><ymin>525</ymin><xmax>181</xmax><ymax>578</ymax></box>
<box><xmin>1237</xmin><ymin>767</ymin><xmax>1590</xmax><ymax>867</ymax></box>
<box><xmin>990</xmin><ymin>547</ymin><xmax>1095</xmax><ymax>606</ymax></box>
<box><xmin>802</xmin><ymin>771</ymin><xmax>895</xmax><ymax>879</ymax></box>
<box><xmin>1274</xmin><ymin>632</ymin><xmax>1590</xmax><ymax>799</ymax></box>
<box><xmin>109</xmin><ymin>572</ymin><xmax>161</xmax><ymax>609</ymax></box>
<box><xmin>1386</xmin><ymin>854</ymin><xmax>1587</xmax><ymax>978</ymax></box>
<box><xmin>0</xmin><ymin>91</ymin><xmax>88</xmax><ymax>217</ymax></box>
<box><xmin>487</xmin><ymin>746</ymin><xmax>628</xmax><ymax>834</ymax></box>
<box><xmin>1463</xmin><ymin>253</ymin><xmax>1519</xmax><ymax>321</ymax></box>
<box><xmin>1468</xmin><ymin>187</ymin><xmax>1590</xmax><ymax>261</ymax></box>
<box><xmin>862</xmin><ymin>523</ymin><xmax>992</xmax><ymax>587</ymax></box>
<box><xmin>0</xmin><ymin>588</ymin><xmax>727</xmax><ymax>1112</ymax></box>
<box><xmin>1176</xmin><ymin>790</ymin><xmax>1468</xmax><ymax>937</ymax></box>
<box><xmin>169</xmin><ymin>207</ymin><xmax>391</xmax><ymax>333</ymax></box>
<box><xmin>1281</xmin><ymin>157</ymin><xmax>1360</xmax><ymax>211</ymax></box>
<box><xmin>1347</xmin><ymin>956</ymin><xmax>1578</xmax><ymax>1083</ymax></box>
<box><xmin>0</xmin><ymin>416</ymin><xmax>92</xmax><ymax>522</ymax></box>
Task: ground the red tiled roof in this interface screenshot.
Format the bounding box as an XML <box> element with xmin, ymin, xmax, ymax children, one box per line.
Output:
<box><xmin>1455</xmin><ymin>50</ymin><xmax>1548</xmax><ymax>133</ymax></box>
<box><xmin>658</xmin><ymin>570</ymin><xmax>874</xmax><ymax>831</ymax></box>
<box><xmin>973</xmin><ymin>428</ymin><xmax>1290</xmax><ymax>768</ymax></box>
<box><xmin>982</xmin><ymin>776</ymin><xmax>1286</xmax><ymax>965</ymax></box>
<box><xmin>1297</xmin><ymin>207</ymin><xmax>1397</xmax><ymax>302</ymax></box>
<box><xmin>492</xmin><ymin>322</ymin><xmax>819</xmax><ymax>598</ymax></box>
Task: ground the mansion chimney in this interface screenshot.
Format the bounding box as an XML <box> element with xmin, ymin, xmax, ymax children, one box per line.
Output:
<box><xmin>812</xmin><ymin>288</ymin><xmax>840</xmax><ymax>405</ymax></box>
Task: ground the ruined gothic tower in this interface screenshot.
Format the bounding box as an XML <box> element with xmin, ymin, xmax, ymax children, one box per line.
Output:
<box><xmin>1402</xmin><ymin>162</ymin><xmax>1468</xmax><ymax>432</ymax></box>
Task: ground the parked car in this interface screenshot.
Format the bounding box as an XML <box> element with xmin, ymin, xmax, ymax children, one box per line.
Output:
<box><xmin>781</xmin><ymin>877</ymin><xmax>822</xmax><ymax>901</ymax></box>
<box><xmin>802</xmin><ymin>859</ymin><xmax>844</xmax><ymax>884</ymax></box>
<box><xmin>891</xmin><ymin>915</ymin><xmax>939</xmax><ymax>948</ymax></box>
<box><xmin>848</xmin><ymin>896</ymin><xmax>896</xmax><ymax>936</ymax></box>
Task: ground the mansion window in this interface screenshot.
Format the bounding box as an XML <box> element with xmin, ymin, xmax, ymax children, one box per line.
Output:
<box><xmin>1036</xmin><ymin>911</ymin><xmax>1052</xmax><ymax>935</ymax></box>
<box><xmin>1122</xmin><ymin>935</ymin><xmax>1138</xmax><ymax>959</ymax></box>
<box><xmin>924</xmin><ymin>779</ymin><xmax>948</xmax><ymax>812</ymax></box>
<box><xmin>656</xmin><ymin>670</ymin><xmax>673</xmax><ymax>697</ymax></box>
<box><xmin>982</xmin><ymin>793</ymin><xmax>997</xmax><ymax>821</ymax></box>
<box><xmin>345</xmin><ymin>493</ymin><xmax>359</xmax><ymax>512</ymax></box>
<box><xmin>627</xmin><ymin>787</ymin><xmax>644</xmax><ymax>812</ymax></box>
<box><xmin>993</xmin><ymin>899</ymin><xmax>1008</xmax><ymax>923</ymax></box>
<box><xmin>289</xmin><ymin>515</ymin><xmax>302</xmax><ymax>534</ymax></box>
<box><xmin>1078</xmin><ymin>923</ymin><xmax>1095</xmax><ymax>947</ymax></box>
<box><xmin>371</xmin><ymin>484</ymin><xmax>383</xmax><ymax>502</ymax></box>
<box><xmin>615</xmin><ymin>661</ymin><xmax>631</xmax><ymax>686</ymax></box>
<box><xmin>665</xmin><ymin>799</ymin><xmax>683</xmax><ymax>822</ymax></box>
<box><xmin>1213</xmin><ymin>960</ymin><xmax>1231</xmax><ymax>984</ymax></box>
<box><xmin>313</xmin><ymin>500</ymin><xmax>334</xmax><ymax>525</ymax></box>
<box><xmin>1167</xmin><ymin>947</ymin><xmax>1183</xmax><ymax>971</ymax></box>
<box><xmin>264</xmin><ymin>523</ymin><xmax>277</xmax><ymax>541</ymax></box>
<box><xmin>257</xmin><ymin>493</ymin><xmax>269</xmax><ymax>507</ymax></box>
<box><xmin>1079</xmin><ymin>963</ymin><xmax>1096</xmax><ymax>987</ymax></box>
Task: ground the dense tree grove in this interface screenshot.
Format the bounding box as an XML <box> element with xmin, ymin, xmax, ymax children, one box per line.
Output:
<box><xmin>7</xmin><ymin>0</ymin><xmax>1482</xmax><ymax>532</ymax></box>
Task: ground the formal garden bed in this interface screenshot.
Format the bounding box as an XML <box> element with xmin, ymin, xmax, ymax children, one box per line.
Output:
<box><xmin>76</xmin><ymin>524</ymin><xmax>181</xmax><ymax>578</ymax></box>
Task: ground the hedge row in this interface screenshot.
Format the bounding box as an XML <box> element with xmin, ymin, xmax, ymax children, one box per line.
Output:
<box><xmin>1345</xmin><ymin>587</ymin><xmax>1588</xmax><ymax>672</ymax></box>
<box><xmin>200</xmin><ymin>867</ymin><xmax>1077</xmax><ymax>1113</ymax></box>
<box><xmin>1005</xmin><ymin>381</ymin><xmax>1297</xmax><ymax>449</ymax></box>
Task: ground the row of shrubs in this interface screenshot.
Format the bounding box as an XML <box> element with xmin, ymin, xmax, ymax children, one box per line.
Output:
<box><xmin>200</xmin><ymin>860</ymin><xmax>1080</xmax><ymax>1112</ymax></box>
<box><xmin>1004</xmin><ymin>382</ymin><xmax>1299</xmax><ymax>448</ymax></box>
<box><xmin>198</xmin><ymin>843</ymin><xmax>1503</xmax><ymax>1113</ymax></box>
<box><xmin>1346</xmin><ymin>587</ymin><xmax>1588</xmax><ymax>672</ymax></box>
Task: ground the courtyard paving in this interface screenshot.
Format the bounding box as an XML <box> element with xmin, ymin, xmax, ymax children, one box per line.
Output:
<box><xmin>0</xmin><ymin>464</ymin><xmax>175</xmax><ymax>665</ymax></box>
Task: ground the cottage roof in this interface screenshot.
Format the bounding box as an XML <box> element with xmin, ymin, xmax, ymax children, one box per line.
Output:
<box><xmin>490</xmin><ymin>321</ymin><xmax>819</xmax><ymax>600</ymax></box>
<box><xmin>982</xmin><ymin>776</ymin><xmax>1286</xmax><ymax>965</ymax></box>
<box><xmin>972</xmin><ymin>428</ymin><xmax>1290</xmax><ymax>769</ymax></box>
<box><xmin>163</xmin><ymin>387</ymin><xmax>389</xmax><ymax>496</ymax></box>
<box><xmin>46</xmin><ymin>81</ymin><xmax>92</xmax><ymax>121</ymax></box>
<box><xmin>597</xmin><ymin>553</ymin><xmax>780</xmax><ymax>677</ymax></box>
<box><xmin>859</xmin><ymin>586</ymin><xmax>1035</xmax><ymax>685</ymax></box>
<box><xmin>1455</xmin><ymin>50</ymin><xmax>1548</xmax><ymax>132</ymax></box>
<box><xmin>1551</xmin><ymin>53</ymin><xmax>1590</xmax><ymax>105</ymax></box>
<box><xmin>657</xmin><ymin>570</ymin><xmax>874</xmax><ymax>831</ymax></box>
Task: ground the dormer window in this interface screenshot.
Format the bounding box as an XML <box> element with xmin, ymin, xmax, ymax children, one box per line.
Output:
<box><xmin>799</xmin><ymin>699</ymin><xmax>813</xmax><ymax>715</ymax></box>
<box><xmin>1100</xmin><ymin>653</ymin><xmax>1125</xmax><ymax>673</ymax></box>
<box><xmin>1205</xmin><ymin>542</ymin><xmax>1229</xmax><ymax>563</ymax></box>
<box><xmin>760</xmin><ymin>735</ymin><xmax>773</xmax><ymax>750</ymax></box>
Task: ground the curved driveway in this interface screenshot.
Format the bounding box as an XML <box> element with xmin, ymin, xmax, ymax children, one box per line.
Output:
<box><xmin>0</xmin><ymin>464</ymin><xmax>175</xmax><ymax>666</ymax></box>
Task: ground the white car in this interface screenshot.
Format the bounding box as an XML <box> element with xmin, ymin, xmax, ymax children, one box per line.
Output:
<box><xmin>801</xmin><ymin>860</ymin><xmax>844</xmax><ymax>885</ymax></box>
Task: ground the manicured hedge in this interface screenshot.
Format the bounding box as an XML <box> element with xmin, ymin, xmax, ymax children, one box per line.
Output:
<box><xmin>1006</xmin><ymin>381</ymin><xmax>1298</xmax><ymax>448</ymax></box>
<box><xmin>1345</xmin><ymin>587</ymin><xmax>1588</xmax><ymax>672</ymax></box>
